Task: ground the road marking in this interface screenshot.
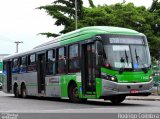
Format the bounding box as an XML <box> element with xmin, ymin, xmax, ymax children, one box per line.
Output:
<box><xmin>0</xmin><ymin>107</ymin><xmax>116</xmax><ymax>113</ymax></box>
<box><xmin>46</xmin><ymin>107</ymin><xmax>116</xmax><ymax>113</ymax></box>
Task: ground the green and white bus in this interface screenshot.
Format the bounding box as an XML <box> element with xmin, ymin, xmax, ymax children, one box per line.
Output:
<box><xmin>2</xmin><ymin>26</ymin><xmax>153</xmax><ymax>104</ymax></box>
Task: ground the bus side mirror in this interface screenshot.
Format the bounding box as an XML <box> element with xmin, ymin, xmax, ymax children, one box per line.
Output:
<box><xmin>96</xmin><ymin>41</ymin><xmax>103</xmax><ymax>55</ymax></box>
<box><xmin>95</xmin><ymin>38</ymin><xmax>104</xmax><ymax>66</ymax></box>
<box><xmin>96</xmin><ymin>55</ymin><xmax>103</xmax><ymax>66</ymax></box>
<box><xmin>95</xmin><ymin>35</ymin><xmax>103</xmax><ymax>55</ymax></box>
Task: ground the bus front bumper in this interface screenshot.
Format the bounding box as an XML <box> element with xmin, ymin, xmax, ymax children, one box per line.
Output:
<box><xmin>101</xmin><ymin>79</ymin><xmax>154</xmax><ymax>96</ymax></box>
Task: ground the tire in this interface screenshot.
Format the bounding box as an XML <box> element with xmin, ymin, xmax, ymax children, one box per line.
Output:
<box><xmin>68</xmin><ymin>83</ymin><xmax>81</xmax><ymax>103</ymax></box>
<box><xmin>21</xmin><ymin>85</ymin><xmax>27</xmax><ymax>98</ymax></box>
<box><xmin>14</xmin><ymin>85</ymin><xmax>19</xmax><ymax>98</ymax></box>
<box><xmin>81</xmin><ymin>98</ymin><xmax>87</xmax><ymax>103</ymax></box>
<box><xmin>110</xmin><ymin>96</ymin><xmax>126</xmax><ymax>105</ymax></box>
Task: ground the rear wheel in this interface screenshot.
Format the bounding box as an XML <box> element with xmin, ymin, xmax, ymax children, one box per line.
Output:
<box><xmin>21</xmin><ymin>85</ymin><xmax>27</xmax><ymax>98</ymax></box>
<box><xmin>109</xmin><ymin>96</ymin><xmax>126</xmax><ymax>104</ymax></box>
<box><xmin>68</xmin><ymin>83</ymin><xmax>81</xmax><ymax>103</ymax></box>
<box><xmin>14</xmin><ymin>85</ymin><xmax>19</xmax><ymax>98</ymax></box>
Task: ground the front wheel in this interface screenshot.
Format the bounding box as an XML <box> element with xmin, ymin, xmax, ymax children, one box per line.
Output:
<box><xmin>68</xmin><ymin>83</ymin><xmax>81</xmax><ymax>103</ymax></box>
<box><xmin>109</xmin><ymin>96</ymin><xmax>126</xmax><ymax>104</ymax></box>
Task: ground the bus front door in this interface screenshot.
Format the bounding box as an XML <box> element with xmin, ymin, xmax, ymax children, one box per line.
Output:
<box><xmin>37</xmin><ymin>53</ymin><xmax>46</xmax><ymax>94</ymax></box>
<box><xmin>82</xmin><ymin>43</ymin><xmax>96</xmax><ymax>95</ymax></box>
<box><xmin>6</xmin><ymin>61</ymin><xmax>12</xmax><ymax>93</ymax></box>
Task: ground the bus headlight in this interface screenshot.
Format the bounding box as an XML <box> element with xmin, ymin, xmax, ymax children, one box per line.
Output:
<box><xmin>149</xmin><ymin>75</ymin><xmax>153</xmax><ymax>81</ymax></box>
<box><xmin>101</xmin><ymin>73</ymin><xmax>117</xmax><ymax>82</ymax></box>
<box><xmin>111</xmin><ymin>77</ymin><xmax>115</xmax><ymax>81</ymax></box>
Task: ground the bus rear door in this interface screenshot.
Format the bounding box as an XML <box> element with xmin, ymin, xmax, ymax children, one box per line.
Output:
<box><xmin>37</xmin><ymin>53</ymin><xmax>46</xmax><ymax>95</ymax></box>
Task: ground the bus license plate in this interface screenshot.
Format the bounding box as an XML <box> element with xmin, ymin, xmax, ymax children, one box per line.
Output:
<box><xmin>130</xmin><ymin>90</ymin><xmax>139</xmax><ymax>94</ymax></box>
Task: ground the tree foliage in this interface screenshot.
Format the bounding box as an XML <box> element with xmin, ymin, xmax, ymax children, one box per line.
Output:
<box><xmin>38</xmin><ymin>0</ymin><xmax>83</xmax><ymax>36</ymax></box>
<box><xmin>77</xmin><ymin>3</ymin><xmax>160</xmax><ymax>59</ymax></box>
<box><xmin>38</xmin><ymin>0</ymin><xmax>160</xmax><ymax>59</ymax></box>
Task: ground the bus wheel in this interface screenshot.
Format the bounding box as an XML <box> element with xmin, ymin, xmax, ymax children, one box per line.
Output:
<box><xmin>68</xmin><ymin>83</ymin><xmax>81</xmax><ymax>103</ymax></box>
<box><xmin>14</xmin><ymin>85</ymin><xmax>19</xmax><ymax>98</ymax></box>
<box><xmin>21</xmin><ymin>85</ymin><xmax>27</xmax><ymax>98</ymax></box>
<box><xmin>110</xmin><ymin>96</ymin><xmax>126</xmax><ymax>105</ymax></box>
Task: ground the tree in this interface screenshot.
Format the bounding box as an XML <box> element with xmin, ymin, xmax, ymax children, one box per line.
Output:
<box><xmin>77</xmin><ymin>3</ymin><xmax>160</xmax><ymax>59</ymax></box>
<box><xmin>38</xmin><ymin>1</ymin><xmax>160</xmax><ymax>59</ymax></box>
<box><xmin>150</xmin><ymin>0</ymin><xmax>160</xmax><ymax>12</ymax></box>
<box><xmin>38</xmin><ymin>0</ymin><xmax>83</xmax><ymax>37</ymax></box>
<box><xmin>88</xmin><ymin>0</ymin><xmax>95</xmax><ymax>8</ymax></box>
<box><xmin>149</xmin><ymin>0</ymin><xmax>160</xmax><ymax>59</ymax></box>
<box><xmin>38</xmin><ymin>0</ymin><xmax>96</xmax><ymax>37</ymax></box>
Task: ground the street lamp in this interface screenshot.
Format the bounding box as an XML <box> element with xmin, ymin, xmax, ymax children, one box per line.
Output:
<box><xmin>123</xmin><ymin>0</ymin><xmax>126</xmax><ymax>3</ymax></box>
<box><xmin>14</xmin><ymin>41</ymin><xmax>23</xmax><ymax>53</ymax></box>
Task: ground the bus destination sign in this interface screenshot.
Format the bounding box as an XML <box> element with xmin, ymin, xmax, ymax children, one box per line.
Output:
<box><xmin>109</xmin><ymin>37</ymin><xmax>144</xmax><ymax>44</ymax></box>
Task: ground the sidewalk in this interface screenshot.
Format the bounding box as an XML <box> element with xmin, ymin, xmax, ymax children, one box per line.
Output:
<box><xmin>126</xmin><ymin>95</ymin><xmax>160</xmax><ymax>101</ymax></box>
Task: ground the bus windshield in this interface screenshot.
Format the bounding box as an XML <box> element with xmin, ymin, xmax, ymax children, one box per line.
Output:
<box><xmin>104</xmin><ymin>44</ymin><xmax>151</xmax><ymax>71</ymax></box>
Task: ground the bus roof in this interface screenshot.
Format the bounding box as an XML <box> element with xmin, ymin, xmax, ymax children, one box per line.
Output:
<box><xmin>34</xmin><ymin>26</ymin><xmax>142</xmax><ymax>49</ymax></box>
<box><xmin>3</xmin><ymin>26</ymin><xmax>144</xmax><ymax>60</ymax></box>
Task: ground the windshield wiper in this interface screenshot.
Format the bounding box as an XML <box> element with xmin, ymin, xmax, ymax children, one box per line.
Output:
<box><xmin>119</xmin><ymin>50</ymin><xmax>129</xmax><ymax>74</ymax></box>
<box><xmin>119</xmin><ymin>57</ymin><xmax>125</xmax><ymax>74</ymax></box>
<box><xmin>135</xmin><ymin>48</ymin><xmax>148</xmax><ymax>73</ymax></box>
<box><xmin>135</xmin><ymin>48</ymin><xmax>139</xmax><ymax>64</ymax></box>
<box><xmin>125</xmin><ymin>50</ymin><xmax>129</xmax><ymax>64</ymax></box>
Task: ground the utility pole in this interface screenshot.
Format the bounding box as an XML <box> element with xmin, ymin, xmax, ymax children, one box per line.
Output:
<box><xmin>14</xmin><ymin>41</ymin><xmax>23</xmax><ymax>53</ymax></box>
<box><xmin>75</xmin><ymin>0</ymin><xmax>78</xmax><ymax>30</ymax></box>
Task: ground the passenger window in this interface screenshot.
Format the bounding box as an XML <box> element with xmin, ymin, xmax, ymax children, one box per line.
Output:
<box><xmin>20</xmin><ymin>56</ymin><xmax>27</xmax><ymax>72</ymax></box>
<box><xmin>47</xmin><ymin>50</ymin><xmax>55</xmax><ymax>62</ymax></box>
<box><xmin>68</xmin><ymin>44</ymin><xmax>80</xmax><ymax>73</ymax></box>
<box><xmin>69</xmin><ymin>44</ymin><xmax>78</xmax><ymax>59</ymax></box>
<box><xmin>58</xmin><ymin>47</ymin><xmax>65</xmax><ymax>60</ymax></box>
<box><xmin>21</xmin><ymin>57</ymin><xmax>27</xmax><ymax>65</ymax></box>
<box><xmin>57</xmin><ymin>47</ymin><xmax>66</xmax><ymax>74</ymax></box>
<box><xmin>13</xmin><ymin>59</ymin><xmax>18</xmax><ymax>68</ymax></box>
<box><xmin>46</xmin><ymin>50</ymin><xmax>56</xmax><ymax>75</ymax></box>
<box><xmin>12</xmin><ymin>58</ymin><xmax>20</xmax><ymax>73</ymax></box>
<box><xmin>30</xmin><ymin>54</ymin><xmax>36</xmax><ymax>65</ymax></box>
<box><xmin>28</xmin><ymin>54</ymin><xmax>36</xmax><ymax>71</ymax></box>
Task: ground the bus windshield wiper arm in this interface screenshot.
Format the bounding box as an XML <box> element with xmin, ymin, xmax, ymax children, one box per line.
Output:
<box><xmin>125</xmin><ymin>50</ymin><xmax>128</xmax><ymax>64</ymax></box>
<box><xmin>119</xmin><ymin>57</ymin><xmax>125</xmax><ymax>74</ymax></box>
<box><xmin>119</xmin><ymin>50</ymin><xmax>128</xmax><ymax>74</ymax></box>
<box><xmin>135</xmin><ymin>48</ymin><xmax>148</xmax><ymax>73</ymax></box>
<box><xmin>135</xmin><ymin>48</ymin><xmax>139</xmax><ymax>64</ymax></box>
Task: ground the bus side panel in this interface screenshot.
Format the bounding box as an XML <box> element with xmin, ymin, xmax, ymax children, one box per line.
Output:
<box><xmin>96</xmin><ymin>78</ymin><xmax>102</xmax><ymax>98</ymax></box>
<box><xmin>45</xmin><ymin>76</ymin><xmax>61</xmax><ymax>97</ymax></box>
<box><xmin>12</xmin><ymin>74</ymin><xmax>18</xmax><ymax>93</ymax></box>
<box><xmin>22</xmin><ymin>72</ymin><xmax>38</xmax><ymax>96</ymax></box>
<box><xmin>60</xmin><ymin>74</ymin><xmax>81</xmax><ymax>98</ymax></box>
<box><xmin>60</xmin><ymin>75</ymin><xmax>76</xmax><ymax>98</ymax></box>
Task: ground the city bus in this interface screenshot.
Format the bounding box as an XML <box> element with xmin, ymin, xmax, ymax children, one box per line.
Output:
<box><xmin>2</xmin><ymin>26</ymin><xmax>153</xmax><ymax>104</ymax></box>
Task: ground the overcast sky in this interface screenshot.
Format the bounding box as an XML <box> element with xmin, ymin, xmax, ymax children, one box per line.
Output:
<box><xmin>0</xmin><ymin>0</ymin><xmax>153</xmax><ymax>54</ymax></box>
